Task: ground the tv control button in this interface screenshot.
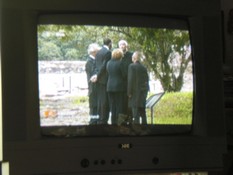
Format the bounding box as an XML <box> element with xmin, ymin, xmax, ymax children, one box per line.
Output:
<box><xmin>94</xmin><ymin>160</ymin><xmax>99</xmax><ymax>165</ymax></box>
<box><xmin>111</xmin><ymin>159</ymin><xmax>116</xmax><ymax>164</ymax></box>
<box><xmin>81</xmin><ymin>159</ymin><xmax>90</xmax><ymax>168</ymax></box>
<box><xmin>118</xmin><ymin>159</ymin><xmax>122</xmax><ymax>164</ymax></box>
<box><xmin>100</xmin><ymin>160</ymin><xmax>106</xmax><ymax>165</ymax></box>
<box><xmin>152</xmin><ymin>157</ymin><xmax>159</xmax><ymax>165</ymax></box>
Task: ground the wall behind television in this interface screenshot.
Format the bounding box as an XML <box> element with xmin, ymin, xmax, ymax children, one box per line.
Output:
<box><xmin>221</xmin><ymin>0</ymin><xmax>233</xmax><ymax>66</ymax></box>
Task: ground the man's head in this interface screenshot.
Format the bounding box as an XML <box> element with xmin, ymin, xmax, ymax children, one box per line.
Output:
<box><xmin>118</xmin><ymin>40</ymin><xmax>128</xmax><ymax>53</ymax></box>
<box><xmin>103</xmin><ymin>38</ymin><xmax>112</xmax><ymax>50</ymax></box>
<box><xmin>132</xmin><ymin>51</ymin><xmax>143</xmax><ymax>63</ymax></box>
<box><xmin>88</xmin><ymin>43</ymin><xmax>101</xmax><ymax>57</ymax></box>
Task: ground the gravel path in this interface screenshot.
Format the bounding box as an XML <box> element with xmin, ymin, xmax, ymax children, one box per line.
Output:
<box><xmin>40</xmin><ymin>94</ymin><xmax>90</xmax><ymax>126</ymax></box>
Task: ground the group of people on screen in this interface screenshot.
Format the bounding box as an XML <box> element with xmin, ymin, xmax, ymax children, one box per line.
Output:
<box><xmin>85</xmin><ymin>38</ymin><xmax>149</xmax><ymax>125</ymax></box>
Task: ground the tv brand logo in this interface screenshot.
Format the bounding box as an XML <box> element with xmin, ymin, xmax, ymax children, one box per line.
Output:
<box><xmin>119</xmin><ymin>143</ymin><xmax>132</xmax><ymax>149</ymax></box>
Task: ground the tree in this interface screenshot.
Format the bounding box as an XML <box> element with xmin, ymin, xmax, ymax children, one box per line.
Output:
<box><xmin>117</xmin><ymin>27</ymin><xmax>191</xmax><ymax>92</ymax></box>
<box><xmin>38</xmin><ymin>42</ymin><xmax>63</xmax><ymax>60</ymax></box>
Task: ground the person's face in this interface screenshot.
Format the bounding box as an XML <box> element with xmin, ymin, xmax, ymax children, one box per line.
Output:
<box><xmin>119</xmin><ymin>43</ymin><xmax>127</xmax><ymax>52</ymax></box>
<box><xmin>93</xmin><ymin>50</ymin><xmax>98</xmax><ymax>58</ymax></box>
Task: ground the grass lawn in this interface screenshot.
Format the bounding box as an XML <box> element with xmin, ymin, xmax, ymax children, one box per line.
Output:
<box><xmin>146</xmin><ymin>92</ymin><xmax>193</xmax><ymax>125</ymax></box>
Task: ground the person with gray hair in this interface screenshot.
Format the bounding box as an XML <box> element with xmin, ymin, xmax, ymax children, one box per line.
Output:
<box><xmin>127</xmin><ymin>51</ymin><xmax>149</xmax><ymax>124</ymax></box>
<box><xmin>85</xmin><ymin>43</ymin><xmax>100</xmax><ymax>124</ymax></box>
<box><xmin>118</xmin><ymin>39</ymin><xmax>133</xmax><ymax>123</ymax></box>
<box><xmin>87</xmin><ymin>43</ymin><xmax>100</xmax><ymax>55</ymax></box>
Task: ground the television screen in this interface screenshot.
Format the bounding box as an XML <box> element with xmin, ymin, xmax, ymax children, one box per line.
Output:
<box><xmin>38</xmin><ymin>14</ymin><xmax>193</xmax><ymax>137</ymax></box>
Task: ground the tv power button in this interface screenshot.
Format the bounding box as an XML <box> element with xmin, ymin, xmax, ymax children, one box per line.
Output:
<box><xmin>81</xmin><ymin>158</ymin><xmax>90</xmax><ymax>168</ymax></box>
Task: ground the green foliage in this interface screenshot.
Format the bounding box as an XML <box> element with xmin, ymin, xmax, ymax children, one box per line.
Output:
<box><xmin>126</xmin><ymin>28</ymin><xmax>191</xmax><ymax>92</ymax></box>
<box><xmin>64</xmin><ymin>48</ymin><xmax>80</xmax><ymax>60</ymax></box>
<box><xmin>72</xmin><ymin>96</ymin><xmax>88</xmax><ymax>105</ymax></box>
<box><xmin>38</xmin><ymin>42</ymin><xmax>63</xmax><ymax>60</ymax></box>
<box><xmin>148</xmin><ymin>92</ymin><xmax>193</xmax><ymax>124</ymax></box>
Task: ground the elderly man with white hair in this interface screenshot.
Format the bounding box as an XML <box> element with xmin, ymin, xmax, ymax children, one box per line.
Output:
<box><xmin>127</xmin><ymin>51</ymin><xmax>149</xmax><ymax>124</ymax></box>
<box><xmin>118</xmin><ymin>40</ymin><xmax>133</xmax><ymax>124</ymax></box>
<box><xmin>85</xmin><ymin>43</ymin><xmax>101</xmax><ymax>124</ymax></box>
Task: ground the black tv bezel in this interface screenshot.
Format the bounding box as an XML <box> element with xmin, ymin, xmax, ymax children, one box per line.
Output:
<box><xmin>37</xmin><ymin>12</ymin><xmax>189</xmax><ymax>29</ymax></box>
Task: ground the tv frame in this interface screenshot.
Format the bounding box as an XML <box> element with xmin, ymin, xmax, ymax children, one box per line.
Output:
<box><xmin>1</xmin><ymin>0</ymin><xmax>226</xmax><ymax>174</ymax></box>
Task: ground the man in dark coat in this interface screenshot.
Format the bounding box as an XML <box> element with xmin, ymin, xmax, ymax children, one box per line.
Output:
<box><xmin>118</xmin><ymin>40</ymin><xmax>133</xmax><ymax>123</ymax></box>
<box><xmin>128</xmin><ymin>51</ymin><xmax>149</xmax><ymax>124</ymax></box>
<box><xmin>85</xmin><ymin>43</ymin><xmax>100</xmax><ymax>124</ymax></box>
<box><xmin>91</xmin><ymin>38</ymin><xmax>112</xmax><ymax>124</ymax></box>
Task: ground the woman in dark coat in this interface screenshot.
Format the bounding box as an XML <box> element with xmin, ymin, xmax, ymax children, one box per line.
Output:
<box><xmin>128</xmin><ymin>51</ymin><xmax>149</xmax><ymax>124</ymax></box>
<box><xmin>106</xmin><ymin>48</ymin><xmax>124</xmax><ymax>124</ymax></box>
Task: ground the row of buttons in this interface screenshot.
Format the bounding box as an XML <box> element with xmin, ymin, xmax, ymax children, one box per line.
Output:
<box><xmin>81</xmin><ymin>157</ymin><xmax>159</xmax><ymax>168</ymax></box>
<box><xmin>81</xmin><ymin>158</ymin><xmax>123</xmax><ymax>168</ymax></box>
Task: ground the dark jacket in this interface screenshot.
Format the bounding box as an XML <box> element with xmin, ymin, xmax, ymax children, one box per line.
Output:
<box><xmin>94</xmin><ymin>46</ymin><xmax>111</xmax><ymax>85</ymax></box>
<box><xmin>128</xmin><ymin>61</ymin><xmax>149</xmax><ymax>107</ymax></box>
<box><xmin>85</xmin><ymin>56</ymin><xmax>96</xmax><ymax>95</ymax></box>
<box><xmin>121</xmin><ymin>51</ymin><xmax>133</xmax><ymax>91</ymax></box>
<box><xmin>107</xmin><ymin>59</ymin><xmax>124</xmax><ymax>92</ymax></box>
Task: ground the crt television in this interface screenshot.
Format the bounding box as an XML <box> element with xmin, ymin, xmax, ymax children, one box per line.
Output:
<box><xmin>1</xmin><ymin>0</ymin><xmax>226</xmax><ymax>174</ymax></box>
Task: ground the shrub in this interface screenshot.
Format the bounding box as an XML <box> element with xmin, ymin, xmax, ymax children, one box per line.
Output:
<box><xmin>147</xmin><ymin>92</ymin><xmax>193</xmax><ymax>124</ymax></box>
<box><xmin>72</xmin><ymin>96</ymin><xmax>88</xmax><ymax>105</ymax></box>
